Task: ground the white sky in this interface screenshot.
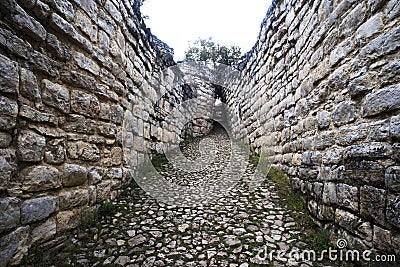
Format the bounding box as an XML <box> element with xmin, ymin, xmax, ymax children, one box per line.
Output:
<box><xmin>141</xmin><ymin>0</ymin><xmax>273</xmax><ymax>61</ymax></box>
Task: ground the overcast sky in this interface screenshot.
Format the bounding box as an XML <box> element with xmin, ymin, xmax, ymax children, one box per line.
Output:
<box><xmin>141</xmin><ymin>0</ymin><xmax>273</xmax><ymax>61</ymax></box>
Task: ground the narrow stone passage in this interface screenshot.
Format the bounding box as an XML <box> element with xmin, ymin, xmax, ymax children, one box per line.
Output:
<box><xmin>43</xmin><ymin>126</ymin><xmax>324</xmax><ymax>267</ymax></box>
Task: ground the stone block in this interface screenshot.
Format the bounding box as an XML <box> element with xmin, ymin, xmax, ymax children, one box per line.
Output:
<box><xmin>300</xmin><ymin>152</ymin><xmax>318</xmax><ymax>167</ymax></box>
<box><xmin>335</xmin><ymin>209</ymin><xmax>372</xmax><ymax>240</ymax></box>
<box><xmin>21</xmin><ymin>165</ymin><xmax>60</xmax><ymax>192</ymax></box>
<box><xmin>329</xmin><ymin>38</ymin><xmax>352</xmax><ymax>67</ymax></box>
<box><xmin>360</xmin><ymin>27</ymin><xmax>400</xmax><ymax>57</ymax></box>
<box><xmin>0</xmin><ymin>55</ymin><xmax>19</xmax><ymax>94</ymax></box>
<box><xmin>56</xmin><ymin>209</ymin><xmax>79</xmax><ymax>232</ymax></box>
<box><xmin>322</xmin><ymin>182</ymin><xmax>337</xmax><ymax>205</ymax></box>
<box><xmin>0</xmin><ymin>132</ymin><xmax>12</xmax><ymax>148</ymax></box>
<box><xmin>337</xmin><ymin>183</ymin><xmax>358</xmax><ymax>211</ymax></box>
<box><xmin>17</xmin><ymin>130</ymin><xmax>46</xmax><ymax>162</ymax></box>
<box><xmin>0</xmin><ymin>96</ymin><xmax>18</xmax><ymax>130</ymax></box>
<box><xmin>20</xmin><ymin>68</ymin><xmax>40</xmax><ymax>101</ymax></box>
<box><xmin>0</xmin><ymin>197</ymin><xmax>20</xmax><ymax>234</ymax></box>
<box><xmin>390</xmin><ymin>115</ymin><xmax>400</xmax><ymax>139</ymax></box>
<box><xmin>31</xmin><ymin>217</ymin><xmax>56</xmax><ymax>244</ymax></box>
<box><xmin>344</xmin><ymin>142</ymin><xmax>392</xmax><ymax>159</ymax></box>
<box><xmin>0</xmin><ymin>226</ymin><xmax>29</xmax><ymax>266</ymax></box>
<box><xmin>373</xmin><ymin>225</ymin><xmax>392</xmax><ymax>251</ymax></box>
<box><xmin>317</xmin><ymin>110</ymin><xmax>330</xmax><ymax>129</ymax></box>
<box><xmin>386</xmin><ymin>0</ymin><xmax>400</xmax><ymax>20</ymax></box>
<box><xmin>362</xmin><ymin>85</ymin><xmax>400</xmax><ymax>117</ymax></box>
<box><xmin>322</xmin><ymin>148</ymin><xmax>343</xmax><ymax>165</ymax></box>
<box><xmin>61</xmin><ymin>163</ymin><xmax>88</xmax><ymax>187</ymax></box>
<box><xmin>75</xmin><ymin>9</ymin><xmax>97</xmax><ymax>41</ymax></box>
<box><xmin>369</xmin><ymin>120</ymin><xmax>389</xmax><ymax>141</ymax></box>
<box><xmin>360</xmin><ymin>185</ymin><xmax>386</xmax><ymax>225</ymax></box>
<box><xmin>385</xmin><ymin>166</ymin><xmax>400</xmax><ymax>192</ymax></box>
<box><xmin>44</xmin><ymin>139</ymin><xmax>65</xmax><ymax>164</ymax></box>
<box><xmin>46</xmin><ymin>33</ymin><xmax>71</xmax><ymax>61</ymax></box>
<box><xmin>386</xmin><ymin>194</ymin><xmax>400</xmax><ymax>228</ymax></box>
<box><xmin>60</xmin><ymin>70</ymin><xmax>95</xmax><ymax>90</ymax></box>
<box><xmin>62</xmin><ymin>114</ymin><xmax>96</xmax><ymax>134</ymax></box>
<box><xmin>314</xmin><ymin>131</ymin><xmax>335</xmax><ymax>150</ymax></box>
<box><xmin>11</xmin><ymin>4</ymin><xmax>46</xmax><ymax>41</ymax></box>
<box><xmin>71</xmin><ymin>90</ymin><xmax>100</xmax><ymax>117</ymax></box>
<box><xmin>46</xmin><ymin>0</ymin><xmax>74</xmax><ymax>21</ymax></box>
<box><xmin>58</xmin><ymin>188</ymin><xmax>89</xmax><ymax>210</ymax></box>
<box><xmin>67</xmin><ymin>141</ymin><xmax>100</xmax><ymax>162</ymax></box>
<box><xmin>332</xmin><ymin>101</ymin><xmax>357</xmax><ymax>127</ymax></box>
<box><xmin>0</xmin><ymin>149</ymin><xmax>16</xmax><ymax>187</ymax></box>
<box><xmin>21</xmin><ymin>197</ymin><xmax>57</xmax><ymax>224</ymax></box>
<box><xmin>42</xmin><ymin>79</ymin><xmax>70</xmax><ymax>113</ymax></box>
<box><xmin>336</xmin><ymin>123</ymin><xmax>368</xmax><ymax>146</ymax></box>
<box><xmin>74</xmin><ymin>52</ymin><xmax>100</xmax><ymax>75</ymax></box>
<box><xmin>355</xmin><ymin>13</ymin><xmax>383</xmax><ymax>43</ymax></box>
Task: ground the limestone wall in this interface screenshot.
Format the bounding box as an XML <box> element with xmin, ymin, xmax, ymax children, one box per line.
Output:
<box><xmin>225</xmin><ymin>0</ymin><xmax>400</xmax><ymax>254</ymax></box>
<box><xmin>0</xmin><ymin>0</ymin><xmax>204</xmax><ymax>264</ymax></box>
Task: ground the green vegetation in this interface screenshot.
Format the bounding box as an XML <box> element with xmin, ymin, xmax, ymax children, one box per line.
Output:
<box><xmin>184</xmin><ymin>38</ymin><xmax>242</xmax><ymax>65</ymax></box>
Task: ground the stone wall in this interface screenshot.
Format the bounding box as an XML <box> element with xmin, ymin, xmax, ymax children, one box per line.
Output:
<box><xmin>225</xmin><ymin>0</ymin><xmax>400</xmax><ymax>255</ymax></box>
<box><xmin>0</xmin><ymin>0</ymin><xmax>209</xmax><ymax>265</ymax></box>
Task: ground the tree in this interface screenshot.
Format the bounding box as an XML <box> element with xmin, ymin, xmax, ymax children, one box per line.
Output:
<box><xmin>184</xmin><ymin>38</ymin><xmax>242</xmax><ymax>65</ymax></box>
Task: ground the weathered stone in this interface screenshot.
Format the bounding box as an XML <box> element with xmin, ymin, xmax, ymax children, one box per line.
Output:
<box><xmin>74</xmin><ymin>52</ymin><xmax>100</xmax><ymax>75</ymax></box>
<box><xmin>0</xmin><ymin>149</ymin><xmax>16</xmax><ymax>187</ymax></box>
<box><xmin>386</xmin><ymin>194</ymin><xmax>400</xmax><ymax>228</ymax></box>
<box><xmin>61</xmin><ymin>163</ymin><xmax>88</xmax><ymax>187</ymax></box>
<box><xmin>314</xmin><ymin>131</ymin><xmax>335</xmax><ymax>150</ymax></box>
<box><xmin>336</xmin><ymin>123</ymin><xmax>368</xmax><ymax>146</ymax></box>
<box><xmin>63</xmin><ymin>114</ymin><xmax>96</xmax><ymax>134</ymax></box>
<box><xmin>335</xmin><ymin>209</ymin><xmax>372</xmax><ymax>240</ymax></box>
<box><xmin>56</xmin><ymin>209</ymin><xmax>80</xmax><ymax>232</ymax></box>
<box><xmin>20</xmin><ymin>68</ymin><xmax>40</xmax><ymax>101</ymax></box>
<box><xmin>360</xmin><ymin>186</ymin><xmax>386</xmax><ymax>225</ymax></box>
<box><xmin>42</xmin><ymin>79</ymin><xmax>70</xmax><ymax>113</ymax></box>
<box><xmin>59</xmin><ymin>188</ymin><xmax>89</xmax><ymax>210</ymax></box>
<box><xmin>385</xmin><ymin>166</ymin><xmax>400</xmax><ymax>192</ymax></box>
<box><xmin>71</xmin><ymin>90</ymin><xmax>100</xmax><ymax>117</ymax></box>
<box><xmin>0</xmin><ymin>132</ymin><xmax>12</xmax><ymax>148</ymax></box>
<box><xmin>75</xmin><ymin>9</ymin><xmax>97</xmax><ymax>41</ymax></box>
<box><xmin>29</xmin><ymin>51</ymin><xmax>60</xmax><ymax>77</ymax></box>
<box><xmin>332</xmin><ymin>101</ymin><xmax>357</xmax><ymax>126</ymax></box>
<box><xmin>32</xmin><ymin>0</ymin><xmax>51</xmax><ymax>19</ymax></box>
<box><xmin>373</xmin><ymin>225</ymin><xmax>392</xmax><ymax>251</ymax></box>
<box><xmin>369</xmin><ymin>120</ymin><xmax>389</xmax><ymax>141</ymax></box>
<box><xmin>11</xmin><ymin>5</ymin><xmax>46</xmax><ymax>41</ymax></box>
<box><xmin>322</xmin><ymin>182</ymin><xmax>336</xmax><ymax>205</ymax></box>
<box><xmin>317</xmin><ymin>110</ymin><xmax>330</xmax><ymax>129</ymax></box>
<box><xmin>67</xmin><ymin>141</ymin><xmax>100</xmax><ymax>161</ymax></box>
<box><xmin>46</xmin><ymin>33</ymin><xmax>71</xmax><ymax>61</ymax></box>
<box><xmin>386</xmin><ymin>0</ymin><xmax>400</xmax><ymax>20</ymax></box>
<box><xmin>31</xmin><ymin>217</ymin><xmax>56</xmax><ymax>244</ymax></box>
<box><xmin>360</xmin><ymin>27</ymin><xmax>400</xmax><ymax>57</ymax></box>
<box><xmin>21</xmin><ymin>197</ymin><xmax>57</xmax><ymax>224</ymax></box>
<box><xmin>88</xmin><ymin>167</ymin><xmax>103</xmax><ymax>185</ymax></box>
<box><xmin>336</xmin><ymin>183</ymin><xmax>358</xmax><ymax>211</ymax></box>
<box><xmin>45</xmin><ymin>139</ymin><xmax>65</xmax><ymax>164</ymax></box>
<box><xmin>362</xmin><ymin>85</ymin><xmax>400</xmax><ymax>117</ymax></box>
<box><xmin>301</xmin><ymin>151</ymin><xmax>322</xmax><ymax>166</ymax></box>
<box><xmin>355</xmin><ymin>13</ymin><xmax>383</xmax><ymax>43</ymax></box>
<box><xmin>17</xmin><ymin>130</ymin><xmax>46</xmax><ymax>162</ymax></box>
<box><xmin>44</xmin><ymin>0</ymin><xmax>74</xmax><ymax>21</ymax></box>
<box><xmin>0</xmin><ymin>197</ymin><xmax>20</xmax><ymax>234</ymax></box>
<box><xmin>49</xmin><ymin>13</ymin><xmax>91</xmax><ymax>52</ymax></box>
<box><xmin>60</xmin><ymin>70</ymin><xmax>95</xmax><ymax>90</ymax></box>
<box><xmin>21</xmin><ymin>165</ymin><xmax>60</xmax><ymax>192</ymax></box>
<box><xmin>344</xmin><ymin>142</ymin><xmax>392</xmax><ymax>159</ymax></box>
<box><xmin>0</xmin><ymin>226</ymin><xmax>29</xmax><ymax>266</ymax></box>
<box><xmin>329</xmin><ymin>38</ymin><xmax>352</xmax><ymax>67</ymax></box>
<box><xmin>102</xmin><ymin>148</ymin><xmax>122</xmax><ymax>166</ymax></box>
<box><xmin>98</xmin><ymin>121</ymin><xmax>117</xmax><ymax>137</ymax></box>
<box><xmin>0</xmin><ymin>96</ymin><xmax>18</xmax><ymax>130</ymax></box>
<box><xmin>390</xmin><ymin>115</ymin><xmax>400</xmax><ymax>139</ymax></box>
<box><xmin>0</xmin><ymin>55</ymin><xmax>19</xmax><ymax>94</ymax></box>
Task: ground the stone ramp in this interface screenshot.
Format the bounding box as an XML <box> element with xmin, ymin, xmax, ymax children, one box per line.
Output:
<box><xmin>39</xmin><ymin>127</ymin><xmax>326</xmax><ymax>267</ymax></box>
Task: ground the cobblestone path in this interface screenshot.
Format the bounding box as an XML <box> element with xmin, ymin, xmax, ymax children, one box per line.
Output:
<box><xmin>47</xmin><ymin>126</ymin><xmax>323</xmax><ymax>267</ymax></box>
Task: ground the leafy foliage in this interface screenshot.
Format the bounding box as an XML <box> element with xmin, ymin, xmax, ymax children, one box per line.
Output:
<box><xmin>184</xmin><ymin>38</ymin><xmax>242</xmax><ymax>65</ymax></box>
